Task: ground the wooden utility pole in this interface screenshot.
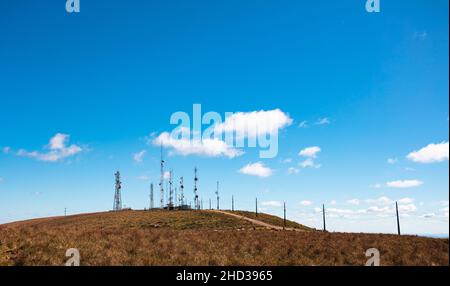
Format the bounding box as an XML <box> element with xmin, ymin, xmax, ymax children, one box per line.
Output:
<box><xmin>396</xmin><ymin>201</ymin><xmax>401</xmax><ymax>235</ymax></box>
<box><xmin>322</xmin><ymin>204</ymin><xmax>326</xmax><ymax>232</ymax></box>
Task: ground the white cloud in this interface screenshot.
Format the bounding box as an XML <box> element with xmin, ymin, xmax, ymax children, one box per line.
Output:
<box><xmin>387</xmin><ymin>158</ymin><xmax>398</xmax><ymax>164</ymax></box>
<box><xmin>315</xmin><ymin>117</ymin><xmax>330</xmax><ymax>125</ymax></box>
<box><xmin>397</xmin><ymin>198</ymin><xmax>415</xmax><ymax>205</ymax></box>
<box><xmin>133</xmin><ymin>150</ymin><xmax>146</xmax><ymax>163</ymax></box>
<box><xmin>369</xmin><ymin>183</ymin><xmax>382</xmax><ymax>189</ymax></box>
<box><xmin>347</xmin><ymin>199</ymin><xmax>360</xmax><ymax>205</ymax></box>
<box><xmin>329</xmin><ymin>200</ymin><xmax>337</xmax><ymax>205</ymax></box>
<box><xmin>153</xmin><ymin>132</ymin><xmax>243</xmax><ymax>158</ymax></box>
<box><xmin>298</xmin><ymin>146</ymin><xmax>321</xmax><ymax>169</ymax></box>
<box><xmin>299</xmin><ymin>146</ymin><xmax>321</xmax><ymax>158</ymax></box>
<box><xmin>386</xmin><ymin>180</ymin><xmax>424</xmax><ymax>189</ymax></box>
<box><xmin>163</xmin><ymin>171</ymin><xmax>171</xmax><ymax>180</ymax></box>
<box><xmin>282</xmin><ymin>158</ymin><xmax>292</xmax><ymax>164</ymax></box>
<box><xmin>214</xmin><ymin>109</ymin><xmax>293</xmax><ymax>137</ymax></box>
<box><xmin>299</xmin><ymin>158</ymin><xmax>321</xmax><ymax>169</ymax></box>
<box><xmin>366</xmin><ymin>196</ymin><xmax>393</xmax><ymax>206</ymax></box>
<box><xmin>239</xmin><ymin>162</ymin><xmax>273</xmax><ymax>178</ymax></box>
<box><xmin>261</xmin><ymin>201</ymin><xmax>283</xmax><ymax>208</ymax></box>
<box><xmin>15</xmin><ymin>133</ymin><xmax>83</xmax><ymax>162</ymax></box>
<box><xmin>287</xmin><ymin>167</ymin><xmax>300</xmax><ymax>174</ymax></box>
<box><xmin>300</xmin><ymin>200</ymin><xmax>313</xmax><ymax>206</ymax></box>
<box><xmin>407</xmin><ymin>142</ymin><xmax>449</xmax><ymax>164</ymax></box>
<box><xmin>398</xmin><ymin>204</ymin><xmax>417</xmax><ymax>213</ymax></box>
<box><xmin>298</xmin><ymin>121</ymin><xmax>308</xmax><ymax>128</ymax></box>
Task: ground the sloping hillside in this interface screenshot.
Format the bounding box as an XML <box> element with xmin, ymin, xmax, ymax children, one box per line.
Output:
<box><xmin>0</xmin><ymin>210</ymin><xmax>448</xmax><ymax>266</ymax></box>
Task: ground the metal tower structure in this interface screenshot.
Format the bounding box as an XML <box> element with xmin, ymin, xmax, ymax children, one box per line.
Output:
<box><xmin>168</xmin><ymin>169</ymin><xmax>174</xmax><ymax>208</ymax></box>
<box><xmin>159</xmin><ymin>145</ymin><xmax>165</xmax><ymax>209</ymax></box>
<box><xmin>396</xmin><ymin>201</ymin><xmax>401</xmax><ymax>235</ymax></box>
<box><xmin>322</xmin><ymin>204</ymin><xmax>327</xmax><ymax>232</ymax></box>
<box><xmin>194</xmin><ymin>167</ymin><xmax>199</xmax><ymax>210</ymax></box>
<box><xmin>180</xmin><ymin>177</ymin><xmax>184</xmax><ymax>206</ymax></box>
<box><xmin>215</xmin><ymin>181</ymin><xmax>219</xmax><ymax>210</ymax></box>
<box><xmin>113</xmin><ymin>171</ymin><xmax>122</xmax><ymax>211</ymax></box>
<box><xmin>150</xmin><ymin>183</ymin><xmax>154</xmax><ymax>209</ymax></box>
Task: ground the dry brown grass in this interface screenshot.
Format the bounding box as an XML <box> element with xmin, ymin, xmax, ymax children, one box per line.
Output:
<box><xmin>0</xmin><ymin>210</ymin><xmax>448</xmax><ymax>266</ymax></box>
<box><xmin>231</xmin><ymin>210</ymin><xmax>313</xmax><ymax>230</ymax></box>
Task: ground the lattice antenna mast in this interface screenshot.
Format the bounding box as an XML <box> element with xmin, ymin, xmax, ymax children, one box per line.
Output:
<box><xmin>194</xmin><ymin>167</ymin><xmax>199</xmax><ymax>210</ymax></box>
<box><xmin>169</xmin><ymin>169</ymin><xmax>173</xmax><ymax>207</ymax></box>
<box><xmin>113</xmin><ymin>171</ymin><xmax>122</xmax><ymax>211</ymax></box>
<box><xmin>150</xmin><ymin>183</ymin><xmax>154</xmax><ymax>209</ymax></box>
<box><xmin>159</xmin><ymin>145</ymin><xmax>165</xmax><ymax>209</ymax></box>
<box><xmin>180</xmin><ymin>177</ymin><xmax>184</xmax><ymax>206</ymax></box>
<box><xmin>215</xmin><ymin>181</ymin><xmax>220</xmax><ymax>210</ymax></box>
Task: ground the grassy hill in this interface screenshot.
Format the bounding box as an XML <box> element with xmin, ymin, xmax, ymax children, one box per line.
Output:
<box><xmin>0</xmin><ymin>210</ymin><xmax>448</xmax><ymax>266</ymax></box>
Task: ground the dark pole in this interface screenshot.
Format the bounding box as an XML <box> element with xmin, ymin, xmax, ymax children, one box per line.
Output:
<box><xmin>283</xmin><ymin>202</ymin><xmax>286</xmax><ymax>230</ymax></box>
<box><xmin>256</xmin><ymin>198</ymin><xmax>258</xmax><ymax>217</ymax></box>
<box><xmin>396</xmin><ymin>201</ymin><xmax>401</xmax><ymax>235</ymax></box>
<box><xmin>322</xmin><ymin>204</ymin><xmax>326</xmax><ymax>232</ymax></box>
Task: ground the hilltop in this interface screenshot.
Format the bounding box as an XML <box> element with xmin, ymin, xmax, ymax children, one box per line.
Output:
<box><xmin>0</xmin><ymin>210</ymin><xmax>448</xmax><ymax>266</ymax></box>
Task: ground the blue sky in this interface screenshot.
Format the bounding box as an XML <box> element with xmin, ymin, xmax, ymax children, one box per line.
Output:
<box><xmin>0</xmin><ymin>0</ymin><xmax>448</xmax><ymax>235</ymax></box>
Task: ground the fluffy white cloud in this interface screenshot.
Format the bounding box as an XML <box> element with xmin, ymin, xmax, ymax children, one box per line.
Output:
<box><xmin>261</xmin><ymin>201</ymin><xmax>283</xmax><ymax>208</ymax></box>
<box><xmin>398</xmin><ymin>204</ymin><xmax>417</xmax><ymax>213</ymax></box>
<box><xmin>287</xmin><ymin>167</ymin><xmax>300</xmax><ymax>174</ymax></box>
<box><xmin>407</xmin><ymin>142</ymin><xmax>449</xmax><ymax>163</ymax></box>
<box><xmin>347</xmin><ymin>199</ymin><xmax>360</xmax><ymax>205</ymax></box>
<box><xmin>15</xmin><ymin>133</ymin><xmax>83</xmax><ymax>162</ymax></box>
<box><xmin>133</xmin><ymin>150</ymin><xmax>146</xmax><ymax>163</ymax></box>
<box><xmin>153</xmin><ymin>132</ymin><xmax>243</xmax><ymax>158</ymax></box>
<box><xmin>299</xmin><ymin>158</ymin><xmax>321</xmax><ymax>169</ymax></box>
<box><xmin>386</xmin><ymin>180</ymin><xmax>424</xmax><ymax>188</ymax></box>
<box><xmin>329</xmin><ymin>200</ymin><xmax>337</xmax><ymax>205</ymax></box>
<box><xmin>299</xmin><ymin>146</ymin><xmax>321</xmax><ymax>158</ymax></box>
<box><xmin>298</xmin><ymin>146</ymin><xmax>321</xmax><ymax>168</ymax></box>
<box><xmin>300</xmin><ymin>200</ymin><xmax>313</xmax><ymax>206</ymax></box>
<box><xmin>214</xmin><ymin>109</ymin><xmax>293</xmax><ymax>137</ymax></box>
<box><xmin>239</xmin><ymin>162</ymin><xmax>273</xmax><ymax>178</ymax></box>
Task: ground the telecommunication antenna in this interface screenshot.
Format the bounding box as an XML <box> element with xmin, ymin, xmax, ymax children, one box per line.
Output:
<box><xmin>283</xmin><ymin>202</ymin><xmax>286</xmax><ymax>230</ymax></box>
<box><xmin>159</xmin><ymin>145</ymin><xmax>165</xmax><ymax>209</ymax></box>
<box><xmin>150</xmin><ymin>183</ymin><xmax>154</xmax><ymax>209</ymax></box>
<box><xmin>232</xmin><ymin>195</ymin><xmax>234</xmax><ymax>211</ymax></box>
<box><xmin>64</xmin><ymin>208</ymin><xmax>67</xmax><ymax>217</ymax></box>
<box><xmin>255</xmin><ymin>197</ymin><xmax>258</xmax><ymax>217</ymax></box>
<box><xmin>194</xmin><ymin>167</ymin><xmax>199</xmax><ymax>210</ymax></box>
<box><xmin>209</xmin><ymin>198</ymin><xmax>211</xmax><ymax>210</ymax></box>
<box><xmin>113</xmin><ymin>171</ymin><xmax>122</xmax><ymax>211</ymax></box>
<box><xmin>169</xmin><ymin>169</ymin><xmax>173</xmax><ymax>208</ymax></box>
<box><xmin>215</xmin><ymin>181</ymin><xmax>220</xmax><ymax>210</ymax></box>
<box><xmin>322</xmin><ymin>204</ymin><xmax>327</xmax><ymax>232</ymax></box>
<box><xmin>180</xmin><ymin>177</ymin><xmax>184</xmax><ymax>206</ymax></box>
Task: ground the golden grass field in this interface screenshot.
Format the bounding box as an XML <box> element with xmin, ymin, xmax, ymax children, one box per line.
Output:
<box><xmin>0</xmin><ymin>210</ymin><xmax>448</xmax><ymax>266</ymax></box>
